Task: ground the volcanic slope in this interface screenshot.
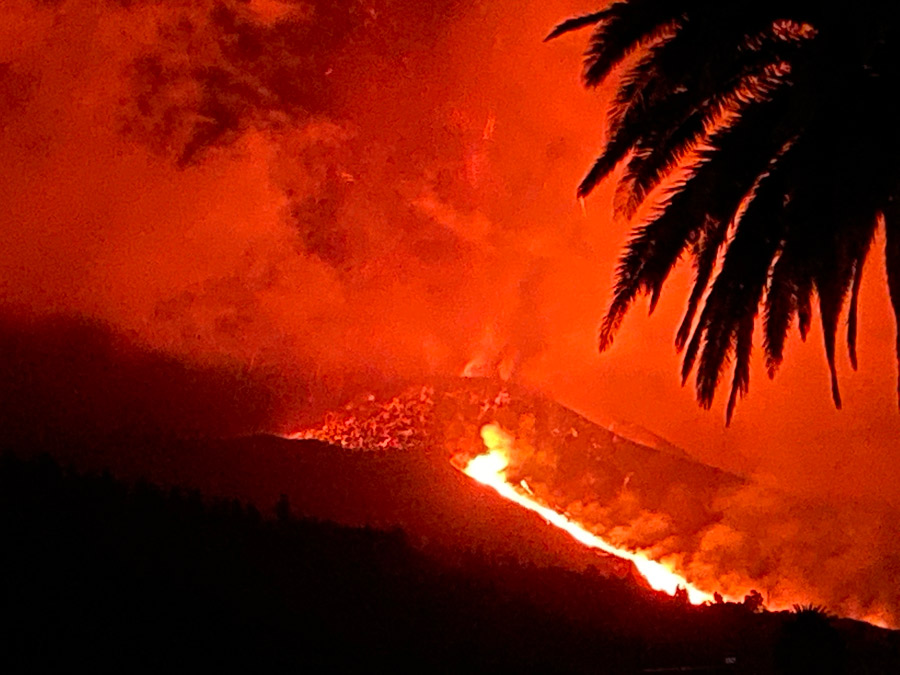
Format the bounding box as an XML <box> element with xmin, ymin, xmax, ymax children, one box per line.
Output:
<box><xmin>10</xmin><ymin>376</ymin><xmax>732</xmax><ymax>587</ymax></box>
<box><xmin>293</xmin><ymin>377</ymin><xmax>746</xmax><ymax>561</ymax></box>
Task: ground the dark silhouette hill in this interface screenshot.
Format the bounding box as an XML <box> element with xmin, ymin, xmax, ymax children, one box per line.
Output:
<box><xmin>3</xmin><ymin>451</ymin><xmax>899</xmax><ymax>673</ymax></box>
<box><xmin>0</xmin><ymin>310</ymin><xmax>286</xmax><ymax>439</ymax></box>
<box><xmin>3</xmin><ymin>311</ymin><xmax>897</xmax><ymax>624</ymax></box>
<box><xmin>12</xmin><ymin>432</ymin><xmax>637</xmax><ymax>578</ymax></box>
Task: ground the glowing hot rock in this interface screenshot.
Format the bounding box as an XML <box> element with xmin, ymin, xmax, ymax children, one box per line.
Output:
<box><xmin>464</xmin><ymin>423</ymin><xmax>714</xmax><ymax>605</ymax></box>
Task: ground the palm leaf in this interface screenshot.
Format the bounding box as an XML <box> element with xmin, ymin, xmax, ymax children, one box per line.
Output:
<box><xmin>559</xmin><ymin>0</ymin><xmax>900</xmax><ymax>416</ymax></box>
<box><xmin>599</xmin><ymin>96</ymin><xmax>793</xmax><ymax>354</ymax></box>
<box><xmin>885</xmin><ymin>197</ymin><xmax>900</xmax><ymax>408</ymax></box>
<box><xmin>582</xmin><ymin>1</ymin><xmax>686</xmax><ymax>88</ymax></box>
<box><xmin>544</xmin><ymin>10</ymin><xmax>610</xmax><ymax>42</ymax></box>
<box><xmin>683</xmin><ymin>153</ymin><xmax>790</xmax><ymax>409</ymax></box>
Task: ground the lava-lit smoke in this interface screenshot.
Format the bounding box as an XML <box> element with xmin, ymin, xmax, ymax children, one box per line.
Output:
<box><xmin>477</xmin><ymin>417</ymin><xmax>900</xmax><ymax>627</ymax></box>
<box><xmin>0</xmin><ymin>0</ymin><xmax>611</xmax><ymax>420</ymax></box>
<box><xmin>4</xmin><ymin>0</ymin><xmax>900</xmax><ymax>628</ymax></box>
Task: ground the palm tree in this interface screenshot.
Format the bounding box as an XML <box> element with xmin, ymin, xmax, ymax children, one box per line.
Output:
<box><xmin>775</xmin><ymin>604</ymin><xmax>843</xmax><ymax>673</ymax></box>
<box><xmin>547</xmin><ymin>1</ymin><xmax>900</xmax><ymax>422</ymax></box>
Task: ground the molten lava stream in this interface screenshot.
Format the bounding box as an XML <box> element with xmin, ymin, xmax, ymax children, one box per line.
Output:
<box><xmin>462</xmin><ymin>424</ymin><xmax>714</xmax><ymax>605</ymax></box>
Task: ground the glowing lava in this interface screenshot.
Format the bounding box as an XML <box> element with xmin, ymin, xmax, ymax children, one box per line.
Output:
<box><xmin>463</xmin><ymin>423</ymin><xmax>714</xmax><ymax>605</ymax></box>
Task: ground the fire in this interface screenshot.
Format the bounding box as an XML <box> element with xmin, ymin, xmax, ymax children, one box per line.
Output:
<box><xmin>463</xmin><ymin>423</ymin><xmax>715</xmax><ymax>605</ymax></box>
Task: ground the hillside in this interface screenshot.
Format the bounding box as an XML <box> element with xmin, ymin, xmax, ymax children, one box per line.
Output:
<box><xmin>294</xmin><ymin>377</ymin><xmax>746</xmax><ymax>549</ymax></box>
<box><xmin>3</xmin><ymin>450</ymin><xmax>899</xmax><ymax>673</ymax></box>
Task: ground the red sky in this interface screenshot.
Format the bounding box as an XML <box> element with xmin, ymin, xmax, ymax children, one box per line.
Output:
<box><xmin>2</xmin><ymin>0</ymin><xmax>899</xmax><ymax>507</ymax></box>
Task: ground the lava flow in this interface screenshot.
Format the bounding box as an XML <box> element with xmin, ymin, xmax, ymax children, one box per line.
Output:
<box><xmin>463</xmin><ymin>423</ymin><xmax>714</xmax><ymax>605</ymax></box>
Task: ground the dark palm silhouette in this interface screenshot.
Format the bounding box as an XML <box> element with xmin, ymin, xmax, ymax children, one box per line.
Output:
<box><xmin>774</xmin><ymin>604</ymin><xmax>845</xmax><ymax>674</ymax></box>
<box><xmin>548</xmin><ymin>2</ymin><xmax>900</xmax><ymax>422</ymax></box>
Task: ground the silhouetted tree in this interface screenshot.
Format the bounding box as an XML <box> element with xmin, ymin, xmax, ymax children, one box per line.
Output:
<box><xmin>275</xmin><ymin>492</ymin><xmax>293</xmax><ymax>523</ymax></box>
<box><xmin>548</xmin><ymin>2</ymin><xmax>900</xmax><ymax>421</ymax></box>
<box><xmin>775</xmin><ymin>604</ymin><xmax>844</xmax><ymax>674</ymax></box>
<box><xmin>743</xmin><ymin>590</ymin><xmax>765</xmax><ymax>613</ymax></box>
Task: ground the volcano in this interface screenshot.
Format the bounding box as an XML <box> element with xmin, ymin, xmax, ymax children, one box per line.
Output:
<box><xmin>290</xmin><ymin>377</ymin><xmax>746</xmax><ymax>598</ymax></box>
<box><xmin>286</xmin><ymin>377</ymin><xmax>900</xmax><ymax>625</ymax></box>
<box><xmin>17</xmin><ymin>369</ymin><xmax>898</xmax><ymax>624</ymax></box>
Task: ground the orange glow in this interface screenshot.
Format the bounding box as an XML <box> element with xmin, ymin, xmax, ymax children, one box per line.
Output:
<box><xmin>463</xmin><ymin>424</ymin><xmax>714</xmax><ymax>605</ymax></box>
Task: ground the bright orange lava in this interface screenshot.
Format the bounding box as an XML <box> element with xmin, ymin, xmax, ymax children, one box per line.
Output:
<box><xmin>463</xmin><ymin>424</ymin><xmax>714</xmax><ymax>605</ymax></box>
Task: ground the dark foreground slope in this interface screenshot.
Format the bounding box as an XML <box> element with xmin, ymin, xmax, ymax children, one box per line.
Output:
<box><xmin>18</xmin><ymin>432</ymin><xmax>636</xmax><ymax>575</ymax></box>
<box><xmin>3</xmin><ymin>452</ymin><xmax>899</xmax><ymax>674</ymax></box>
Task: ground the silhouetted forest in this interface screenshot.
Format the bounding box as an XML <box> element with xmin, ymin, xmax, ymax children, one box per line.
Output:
<box><xmin>2</xmin><ymin>450</ymin><xmax>898</xmax><ymax>673</ymax></box>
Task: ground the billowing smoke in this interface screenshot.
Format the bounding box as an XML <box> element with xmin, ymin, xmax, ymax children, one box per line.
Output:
<box><xmin>566</xmin><ymin>466</ymin><xmax>900</xmax><ymax>626</ymax></box>
<box><xmin>481</xmin><ymin>401</ymin><xmax>900</xmax><ymax>628</ymax></box>
<box><xmin>0</xmin><ymin>0</ymin><xmax>610</xmax><ymax>420</ymax></box>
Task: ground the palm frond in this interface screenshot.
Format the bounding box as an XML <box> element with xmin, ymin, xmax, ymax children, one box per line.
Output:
<box><xmin>814</xmin><ymin>220</ymin><xmax>877</xmax><ymax>407</ymax></box>
<box><xmin>608</xmin><ymin>11</ymin><xmax>808</xmax><ymax>137</ymax></box>
<box><xmin>762</xmin><ymin>249</ymin><xmax>795</xmax><ymax>378</ymax></box>
<box><xmin>582</xmin><ymin>1</ymin><xmax>686</xmax><ymax>88</ymax></box>
<box><xmin>559</xmin><ymin>0</ymin><xmax>900</xmax><ymax>416</ymax></box>
<box><xmin>726</xmin><ymin>313</ymin><xmax>754</xmax><ymax>425</ymax></box>
<box><xmin>599</xmin><ymin>97</ymin><xmax>792</xmax><ymax>355</ymax></box>
<box><xmin>544</xmin><ymin>10</ymin><xmax>610</xmax><ymax>42</ymax></box>
<box><xmin>812</xmin><ymin>240</ymin><xmax>854</xmax><ymax>410</ymax></box>
<box><xmin>684</xmin><ymin>155</ymin><xmax>789</xmax><ymax>409</ymax></box>
<box><xmin>619</xmin><ymin>63</ymin><xmax>790</xmax><ymax>218</ymax></box>
<box><xmin>577</xmin><ymin>132</ymin><xmax>635</xmax><ymax>198</ymax></box>
<box><xmin>885</xmin><ymin>197</ymin><xmax>900</xmax><ymax>408</ymax></box>
<box><xmin>675</xmin><ymin>218</ymin><xmax>728</xmax><ymax>353</ymax></box>
<box><xmin>796</xmin><ymin>275</ymin><xmax>813</xmax><ymax>341</ymax></box>
<box><xmin>847</xmin><ymin>247</ymin><xmax>868</xmax><ymax>371</ymax></box>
